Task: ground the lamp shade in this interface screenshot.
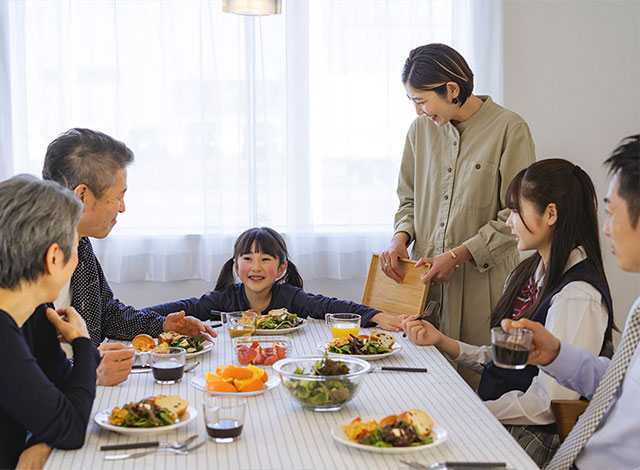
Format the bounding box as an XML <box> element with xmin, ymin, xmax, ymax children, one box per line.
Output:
<box><xmin>222</xmin><ymin>0</ymin><xmax>282</xmax><ymax>16</ymax></box>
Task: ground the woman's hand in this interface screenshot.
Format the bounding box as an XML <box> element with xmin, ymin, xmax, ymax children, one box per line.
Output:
<box><xmin>16</xmin><ymin>443</ymin><xmax>51</xmax><ymax>470</ymax></box>
<box><xmin>46</xmin><ymin>307</ymin><xmax>90</xmax><ymax>343</ymax></box>
<box><xmin>371</xmin><ymin>312</ymin><xmax>407</xmax><ymax>332</ymax></box>
<box><xmin>380</xmin><ymin>232</ymin><xmax>410</xmax><ymax>283</ymax></box>
<box><xmin>418</xmin><ymin>246</ymin><xmax>472</xmax><ymax>287</ymax></box>
<box><xmin>501</xmin><ymin>318</ymin><xmax>561</xmax><ymax>366</ymax></box>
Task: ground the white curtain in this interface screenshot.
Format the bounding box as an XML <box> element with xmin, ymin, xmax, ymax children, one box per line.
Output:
<box><xmin>1</xmin><ymin>0</ymin><xmax>503</xmax><ymax>283</ymax></box>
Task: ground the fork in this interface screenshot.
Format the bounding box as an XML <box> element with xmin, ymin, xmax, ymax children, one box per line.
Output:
<box><xmin>402</xmin><ymin>300</ymin><xmax>438</xmax><ymax>337</ymax></box>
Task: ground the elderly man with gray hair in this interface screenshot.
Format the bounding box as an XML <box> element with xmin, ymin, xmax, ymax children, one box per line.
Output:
<box><xmin>0</xmin><ymin>175</ymin><xmax>99</xmax><ymax>469</ymax></box>
<box><xmin>42</xmin><ymin>128</ymin><xmax>216</xmax><ymax>386</ymax></box>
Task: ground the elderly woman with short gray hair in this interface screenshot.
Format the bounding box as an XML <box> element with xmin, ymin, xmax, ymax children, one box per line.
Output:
<box><xmin>0</xmin><ymin>175</ymin><xmax>100</xmax><ymax>469</ymax></box>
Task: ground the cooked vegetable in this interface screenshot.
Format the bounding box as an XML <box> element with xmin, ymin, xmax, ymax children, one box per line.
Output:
<box><xmin>108</xmin><ymin>397</ymin><xmax>178</xmax><ymax>428</ymax></box>
<box><xmin>256</xmin><ymin>310</ymin><xmax>302</xmax><ymax>330</ymax></box>
<box><xmin>328</xmin><ymin>334</ymin><xmax>392</xmax><ymax>356</ymax></box>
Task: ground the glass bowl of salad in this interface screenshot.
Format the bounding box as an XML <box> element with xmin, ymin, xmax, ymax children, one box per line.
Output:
<box><xmin>273</xmin><ymin>355</ymin><xmax>371</xmax><ymax>412</ymax></box>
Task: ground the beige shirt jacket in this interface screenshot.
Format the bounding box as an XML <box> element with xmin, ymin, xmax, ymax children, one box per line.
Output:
<box><xmin>394</xmin><ymin>96</ymin><xmax>536</xmax><ymax>348</ymax></box>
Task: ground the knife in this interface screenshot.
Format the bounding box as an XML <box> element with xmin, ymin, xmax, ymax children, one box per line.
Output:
<box><xmin>371</xmin><ymin>366</ymin><xmax>428</xmax><ymax>373</ymax></box>
<box><xmin>101</xmin><ymin>434</ymin><xmax>197</xmax><ymax>451</ymax></box>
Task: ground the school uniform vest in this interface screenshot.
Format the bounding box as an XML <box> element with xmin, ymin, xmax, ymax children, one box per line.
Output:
<box><xmin>477</xmin><ymin>259</ymin><xmax>613</xmax><ymax>403</ymax></box>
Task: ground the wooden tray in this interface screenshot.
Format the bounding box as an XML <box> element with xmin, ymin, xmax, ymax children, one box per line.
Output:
<box><xmin>361</xmin><ymin>254</ymin><xmax>430</xmax><ymax>317</ymax></box>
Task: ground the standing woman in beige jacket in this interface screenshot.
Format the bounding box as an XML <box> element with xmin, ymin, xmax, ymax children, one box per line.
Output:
<box><xmin>380</xmin><ymin>44</ymin><xmax>535</xmax><ymax>385</ymax></box>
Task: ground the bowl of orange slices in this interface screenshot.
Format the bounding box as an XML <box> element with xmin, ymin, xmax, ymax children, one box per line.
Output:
<box><xmin>190</xmin><ymin>365</ymin><xmax>281</xmax><ymax>397</ymax></box>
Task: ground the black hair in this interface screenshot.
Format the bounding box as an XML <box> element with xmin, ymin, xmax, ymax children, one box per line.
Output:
<box><xmin>401</xmin><ymin>43</ymin><xmax>474</xmax><ymax>106</ymax></box>
<box><xmin>214</xmin><ymin>227</ymin><xmax>304</xmax><ymax>291</ymax></box>
<box><xmin>604</xmin><ymin>134</ymin><xmax>640</xmax><ymax>228</ymax></box>
<box><xmin>43</xmin><ymin>128</ymin><xmax>134</xmax><ymax>199</ymax></box>
<box><xmin>491</xmin><ymin>159</ymin><xmax>613</xmax><ymax>342</ymax></box>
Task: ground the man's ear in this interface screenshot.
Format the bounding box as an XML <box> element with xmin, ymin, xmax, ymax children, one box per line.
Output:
<box><xmin>546</xmin><ymin>203</ymin><xmax>558</xmax><ymax>227</ymax></box>
<box><xmin>73</xmin><ymin>184</ymin><xmax>89</xmax><ymax>203</ymax></box>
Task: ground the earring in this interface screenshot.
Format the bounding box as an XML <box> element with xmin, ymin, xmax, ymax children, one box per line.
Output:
<box><xmin>452</xmin><ymin>97</ymin><xmax>459</xmax><ymax>105</ymax></box>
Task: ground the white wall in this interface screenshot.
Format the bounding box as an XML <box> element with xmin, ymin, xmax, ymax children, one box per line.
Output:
<box><xmin>113</xmin><ymin>0</ymin><xmax>640</xmax><ymax>335</ymax></box>
<box><xmin>503</xmin><ymin>0</ymin><xmax>640</xmax><ymax>333</ymax></box>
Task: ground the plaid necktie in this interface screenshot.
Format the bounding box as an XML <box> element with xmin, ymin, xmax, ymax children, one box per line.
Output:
<box><xmin>546</xmin><ymin>304</ymin><xmax>640</xmax><ymax>470</ymax></box>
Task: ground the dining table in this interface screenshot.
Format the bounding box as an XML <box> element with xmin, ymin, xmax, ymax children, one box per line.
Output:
<box><xmin>44</xmin><ymin>319</ymin><xmax>539</xmax><ymax>470</ymax></box>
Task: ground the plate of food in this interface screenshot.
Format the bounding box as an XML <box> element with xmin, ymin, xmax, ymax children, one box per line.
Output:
<box><xmin>317</xmin><ymin>331</ymin><xmax>402</xmax><ymax>361</ymax></box>
<box><xmin>190</xmin><ymin>365</ymin><xmax>281</xmax><ymax>397</ymax></box>
<box><xmin>254</xmin><ymin>309</ymin><xmax>307</xmax><ymax>335</ymax></box>
<box><xmin>331</xmin><ymin>409</ymin><xmax>447</xmax><ymax>454</ymax></box>
<box><xmin>131</xmin><ymin>332</ymin><xmax>214</xmax><ymax>359</ymax></box>
<box><xmin>94</xmin><ymin>395</ymin><xmax>197</xmax><ymax>436</ymax></box>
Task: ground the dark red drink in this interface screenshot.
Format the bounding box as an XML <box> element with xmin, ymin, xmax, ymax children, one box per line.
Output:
<box><xmin>206</xmin><ymin>419</ymin><xmax>243</xmax><ymax>441</ymax></box>
<box><xmin>152</xmin><ymin>361</ymin><xmax>184</xmax><ymax>383</ymax></box>
<box><xmin>492</xmin><ymin>341</ymin><xmax>530</xmax><ymax>369</ymax></box>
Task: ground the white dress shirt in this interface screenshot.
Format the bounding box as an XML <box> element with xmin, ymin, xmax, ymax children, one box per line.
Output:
<box><xmin>543</xmin><ymin>296</ymin><xmax>640</xmax><ymax>470</ymax></box>
<box><xmin>453</xmin><ymin>247</ymin><xmax>609</xmax><ymax>425</ymax></box>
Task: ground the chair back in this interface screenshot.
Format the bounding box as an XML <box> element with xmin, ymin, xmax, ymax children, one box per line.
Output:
<box><xmin>361</xmin><ymin>254</ymin><xmax>430</xmax><ymax>316</ymax></box>
<box><xmin>551</xmin><ymin>399</ymin><xmax>590</xmax><ymax>443</ymax></box>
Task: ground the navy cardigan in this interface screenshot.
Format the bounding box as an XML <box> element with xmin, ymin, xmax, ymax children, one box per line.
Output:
<box><xmin>0</xmin><ymin>305</ymin><xmax>100</xmax><ymax>468</ymax></box>
<box><xmin>146</xmin><ymin>282</ymin><xmax>381</xmax><ymax>326</ymax></box>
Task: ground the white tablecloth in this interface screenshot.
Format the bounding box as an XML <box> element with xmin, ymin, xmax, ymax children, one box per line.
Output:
<box><xmin>45</xmin><ymin>320</ymin><xmax>538</xmax><ymax>470</ymax></box>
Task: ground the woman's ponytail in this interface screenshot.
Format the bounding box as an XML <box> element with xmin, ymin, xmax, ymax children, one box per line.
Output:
<box><xmin>214</xmin><ymin>258</ymin><xmax>236</xmax><ymax>291</ymax></box>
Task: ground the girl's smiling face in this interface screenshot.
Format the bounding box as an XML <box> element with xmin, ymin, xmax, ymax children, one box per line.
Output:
<box><xmin>234</xmin><ymin>243</ymin><xmax>287</xmax><ymax>294</ymax></box>
<box><xmin>506</xmin><ymin>198</ymin><xmax>556</xmax><ymax>253</ymax></box>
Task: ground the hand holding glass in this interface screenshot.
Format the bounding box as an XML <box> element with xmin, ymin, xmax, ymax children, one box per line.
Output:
<box><xmin>491</xmin><ymin>326</ymin><xmax>533</xmax><ymax>370</ymax></box>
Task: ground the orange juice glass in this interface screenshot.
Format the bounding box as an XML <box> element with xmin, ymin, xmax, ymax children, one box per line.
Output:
<box><xmin>228</xmin><ymin>311</ymin><xmax>258</xmax><ymax>339</ymax></box>
<box><xmin>325</xmin><ymin>313</ymin><xmax>361</xmax><ymax>339</ymax></box>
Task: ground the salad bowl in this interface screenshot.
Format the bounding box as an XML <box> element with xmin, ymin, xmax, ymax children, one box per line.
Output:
<box><xmin>273</xmin><ymin>355</ymin><xmax>371</xmax><ymax>412</ymax></box>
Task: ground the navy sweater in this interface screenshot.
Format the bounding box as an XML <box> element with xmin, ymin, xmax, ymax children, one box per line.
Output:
<box><xmin>147</xmin><ymin>282</ymin><xmax>381</xmax><ymax>326</ymax></box>
<box><xmin>0</xmin><ymin>305</ymin><xmax>100</xmax><ymax>468</ymax></box>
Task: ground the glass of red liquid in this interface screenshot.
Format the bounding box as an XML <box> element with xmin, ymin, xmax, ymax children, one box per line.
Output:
<box><xmin>491</xmin><ymin>326</ymin><xmax>534</xmax><ymax>370</ymax></box>
<box><xmin>149</xmin><ymin>347</ymin><xmax>186</xmax><ymax>384</ymax></box>
<box><xmin>203</xmin><ymin>395</ymin><xmax>247</xmax><ymax>443</ymax></box>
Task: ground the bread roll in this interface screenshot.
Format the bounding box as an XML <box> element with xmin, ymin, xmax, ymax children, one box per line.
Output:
<box><xmin>153</xmin><ymin>395</ymin><xmax>189</xmax><ymax>417</ymax></box>
<box><xmin>370</xmin><ymin>331</ymin><xmax>395</xmax><ymax>349</ymax></box>
<box><xmin>397</xmin><ymin>409</ymin><xmax>433</xmax><ymax>436</ymax></box>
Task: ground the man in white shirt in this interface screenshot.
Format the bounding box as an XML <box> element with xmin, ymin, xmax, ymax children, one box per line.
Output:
<box><xmin>504</xmin><ymin>134</ymin><xmax>640</xmax><ymax>470</ymax></box>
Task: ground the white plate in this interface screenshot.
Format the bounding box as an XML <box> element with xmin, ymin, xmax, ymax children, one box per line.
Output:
<box><xmin>317</xmin><ymin>341</ymin><xmax>403</xmax><ymax>361</ymax></box>
<box><xmin>134</xmin><ymin>340</ymin><xmax>214</xmax><ymax>362</ymax></box>
<box><xmin>190</xmin><ymin>373</ymin><xmax>281</xmax><ymax>397</ymax></box>
<box><xmin>254</xmin><ymin>318</ymin><xmax>307</xmax><ymax>335</ymax></box>
<box><xmin>94</xmin><ymin>406</ymin><xmax>197</xmax><ymax>436</ymax></box>
<box><xmin>331</xmin><ymin>416</ymin><xmax>447</xmax><ymax>454</ymax></box>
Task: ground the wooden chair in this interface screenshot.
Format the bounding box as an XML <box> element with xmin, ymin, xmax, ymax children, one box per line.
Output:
<box><xmin>551</xmin><ymin>399</ymin><xmax>590</xmax><ymax>443</ymax></box>
<box><xmin>361</xmin><ymin>254</ymin><xmax>430</xmax><ymax>316</ymax></box>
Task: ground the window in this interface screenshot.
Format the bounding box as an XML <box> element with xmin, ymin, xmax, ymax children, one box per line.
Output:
<box><xmin>1</xmin><ymin>0</ymin><xmax>502</xmax><ymax>282</ymax></box>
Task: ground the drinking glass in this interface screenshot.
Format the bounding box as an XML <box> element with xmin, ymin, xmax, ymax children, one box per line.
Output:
<box><xmin>149</xmin><ymin>347</ymin><xmax>186</xmax><ymax>384</ymax></box>
<box><xmin>325</xmin><ymin>313</ymin><xmax>361</xmax><ymax>339</ymax></box>
<box><xmin>227</xmin><ymin>311</ymin><xmax>258</xmax><ymax>339</ymax></box>
<box><xmin>491</xmin><ymin>326</ymin><xmax>534</xmax><ymax>370</ymax></box>
<box><xmin>202</xmin><ymin>395</ymin><xmax>247</xmax><ymax>443</ymax></box>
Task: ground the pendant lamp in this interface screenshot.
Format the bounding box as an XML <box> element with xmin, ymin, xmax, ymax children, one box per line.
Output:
<box><xmin>222</xmin><ymin>0</ymin><xmax>282</xmax><ymax>16</ymax></box>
